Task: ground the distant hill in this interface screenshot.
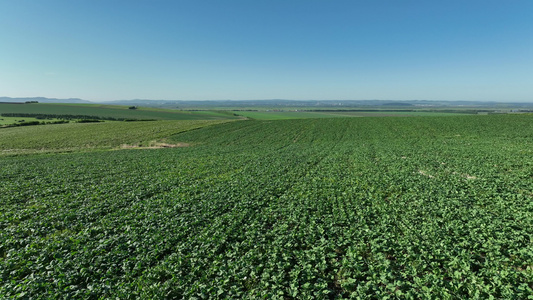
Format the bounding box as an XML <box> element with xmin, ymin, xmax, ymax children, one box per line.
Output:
<box><xmin>2</xmin><ymin>97</ymin><xmax>532</xmax><ymax>109</ymax></box>
<box><xmin>0</xmin><ymin>97</ymin><xmax>92</xmax><ymax>104</ymax></box>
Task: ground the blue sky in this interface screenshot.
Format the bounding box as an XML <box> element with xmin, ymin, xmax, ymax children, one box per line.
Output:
<box><xmin>1</xmin><ymin>0</ymin><xmax>532</xmax><ymax>101</ymax></box>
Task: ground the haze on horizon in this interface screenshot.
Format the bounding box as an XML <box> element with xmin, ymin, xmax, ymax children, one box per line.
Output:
<box><xmin>1</xmin><ymin>0</ymin><xmax>532</xmax><ymax>102</ymax></box>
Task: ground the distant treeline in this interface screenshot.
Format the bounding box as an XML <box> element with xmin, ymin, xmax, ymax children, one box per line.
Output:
<box><xmin>0</xmin><ymin>113</ymin><xmax>154</xmax><ymax>121</ymax></box>
<box><xmin>2</xmin><ymin>120</ymin><xmax>69</xmax><ymax>128</ymax></box>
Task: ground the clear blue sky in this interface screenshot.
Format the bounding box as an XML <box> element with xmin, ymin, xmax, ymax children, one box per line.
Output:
<box><xmin>1</xmin><ymin>0</ymin><xmax>532</xmax><ymax>101</ymax></box>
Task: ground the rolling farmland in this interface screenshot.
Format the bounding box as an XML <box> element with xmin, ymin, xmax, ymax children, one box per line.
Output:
<box><xmin>0</xmin><ymin>103</ymin><xmax>238</xmax><ymax>122</ymax></box>
<box><xmin>1</xmin><ymin>115</ymin><xmax>532</xmax><ymax>298</ymax></box>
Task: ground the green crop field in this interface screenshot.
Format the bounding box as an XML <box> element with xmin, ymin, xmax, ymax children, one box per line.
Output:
<box><xmin>1</xmin><ymin>115</ymin><xmax>532</xmax><ymax>298</ymax></box>
<box><xmin>0</xmin><ymin>103</ymin><xmax>238</xmax><ymax>121</ymax></box>
<box><xmin>0</xmin><ymin>120</ymin><xmax>231</xmax><ymax>155</ymax></box>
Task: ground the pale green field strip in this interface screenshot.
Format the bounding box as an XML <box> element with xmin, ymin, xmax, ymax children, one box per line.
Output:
<box><xmin>232</xmin><ymin>110</ymin><xmax>468</xmax><ymax>120</ymax></box>
<box><xmin>0</xmin><ymin>119</ymin><xmax>231</xmax><ymax>155</ymax></box>
<box><xmin>312</xmin><ymin>111</ymin><xmax>468</xmax><ymax>117</ymax></box>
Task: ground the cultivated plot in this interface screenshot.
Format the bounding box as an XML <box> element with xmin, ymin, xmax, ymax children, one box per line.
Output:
<box><xmin>1</xmin><ymin>115</ymin><xmax>532</xmax><ymax>298</ymax></box>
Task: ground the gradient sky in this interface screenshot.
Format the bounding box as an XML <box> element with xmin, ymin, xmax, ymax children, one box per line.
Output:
<box><xmin>1</xmin><ymin>0</ymin><xmax>532</xmax><ymax>101</ymax></box>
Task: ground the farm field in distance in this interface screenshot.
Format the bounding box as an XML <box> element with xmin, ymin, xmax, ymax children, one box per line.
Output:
<box><xmin>0</xmin><ymin>112</ymin><xmax>532</xmax><ymax>298</ymax></box>
<box><xmin>0</xmin><ymin>120</ymin><xmax>232</xmax><ymax>155</ymax></box>
<box><xmin>0</xmin><ymin>103</ymin><xmax>238</xmax><ymax>124</ymax></box>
